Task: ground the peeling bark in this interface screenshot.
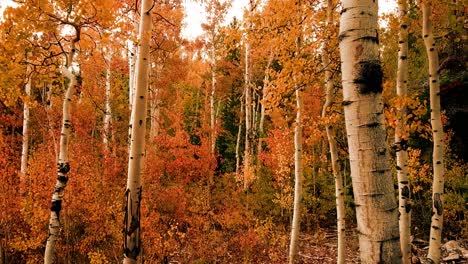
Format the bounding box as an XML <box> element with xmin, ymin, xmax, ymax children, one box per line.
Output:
<box><xmin>395</xmin><ymin>0</ymin><xmax>411</xmax><ymax>262</ymax></box>
<box><xmin>422</xmin><ymin>1</ymin><xmax>445</xmax><ymax>263</ymax></box>
<box><xmin>339</xmin><ymin>0</ymin><xmax>401</xmax><ymax>262</ymax></box>
<box><xmin>123</xmin><ymin>0</ymin><xmax>152</xmax><ymax>263</ymax></box>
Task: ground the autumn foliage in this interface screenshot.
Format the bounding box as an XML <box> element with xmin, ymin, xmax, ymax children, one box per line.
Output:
<box><xmin>0</xmin><ymin>0</ymin><xmax>466</xmax><ymax>263</ymax></box>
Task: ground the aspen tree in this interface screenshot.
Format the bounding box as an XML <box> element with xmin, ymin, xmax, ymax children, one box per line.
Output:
<box><xmin>244</xmin><ymin>38</ymin><xmax>252</xmax><ymax>189</ymax></box>
<box><xmin>103</xmin><ymin>51</ymin><xmax>113</xmax><ymax>153</ymax></box>
<box><xmin>258</xmin><ymin>50</ymin><xmax>273</xmax><ymax>155</ymax></box>
<box><xmin>123</xmin><ymin>0</ymin><xmax>152</xmax><ymax>262</ymax></box>
<box><xmin>422</xmin><ymin>1</ymin><xmax>445</xmax><ymax>262</ymax></box>
<box><xmin>321</xmin><ymin>0</ymin><xmax>345</xmax><ymax>262</ymax></box>
<box><xmin>149</xmin><ymin>62</ymin><xmax>161</xmax><ymax>140</ymax></box>
<box><xmin>289</xmin><ymin>82</ymin><xmax>303</xmax><ymax>264</ymax></box>
<box><xmin>339</xmin><ymin>0</ymin><xmax>401</xmax><ymax>262</ymax></box>
<box><xmin>128</xmin><ymin>10</ymin><xmax>139</xmax><ymax>148</ymax></box>
<box><xmin>289</xmin><ymin>1</ymin><xmax>304</xmax><ymax>257</ymax></box>
<box><xmin>44</xmin><ymin>27</ymin><xmax>80</xmax><ymax>264</ymax></box>
<box><xmin>20</xmin><ymin>56</ymin><xmax>32</xmax><ymax>195</ymax></box>
<box><xmin>236</xmin><ymin>95</ymin><xmax>244</xmax><ymax>175</ymax></box>
<box><xmin>210</xmin><ymin>45</ymin><xmax>217</xmax><ymax>154</ymax></box>
<box><xmin>395</xmin><ymin>0</ymin><xmax>411</xmax><ymax>262</ymax></box>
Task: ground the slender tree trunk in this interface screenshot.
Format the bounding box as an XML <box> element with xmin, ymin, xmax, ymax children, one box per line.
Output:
<box><xmin>339</xmin><ymin>0</ymin><xmax>401</xmax><ymax>262</ymax></box>
<box><xmin>422</xmin><ymin>1</ymin><xmax>445</xmax><ymax>262</ymax></box>
<box><xmin>123</xmin><ymin>0</ymin><xmax>152</xmax><ymax>262</ymax></box>
<box><xmin>257</xmin><ymin>51</ymin><xmax>273</xmax><ymax>157</ymax></box>
<box><xmin>44</xmin><ymin>34</ymin><xmax>79</xmax><ymax>264</ymax></box>
<box><xmin>236</xmin><ymin>95</ymin><xmax>244</xmax><ymax>175</ymax></box>
<box><xmin>258</xmin><ymin>51</ymin><xmax>273</xmax><ymax>137</ymax></box>
<box><xmin>103</xmin><ymin>53</ymin><xmax>112</xmax><ymax>153</ymax></box>
<box><xmin>210</xmin><ymin>45</ymin><xmax>217</xmax><ymax>155</ymax></box>
<box><xmin>149</xmin><ymin>63</ymin><xmax>160</xmax><ymax>140</ymax></box>
<box><xmin>44</xmin><ymin>83</ymin><xmax>58</xmax><ymax>161</ymax></box>
<box><xmin>322</xmin><ymin>1</ymin><xmax>345</xmax><ymax>262</ymax></box>
<box><xmin>149</xmin><ymin>86</ymin><xmax>160</xmax><ymax>140</ymax></box>
<box><xmin>244</xmin><ymin>40</ymin><xmax>252</xmax><ymax>189</ymax></box>
<box><xmin>289</xmin><ymin>85</ymin><xmax>303</xmax><ymax>264</ymax></box>
<box><xmin>128</xmin><ymin>13</ymin><xmax>139</xmax><ymax>147</ymax></box>
<box><xmin>20</xmin><ymin>60</ymin><xmax>32</xmax><ymax>195</ymax></box>
<box><xmin>395</xmin><ymin>0</ymin><xmax>411</xmax><ymax>262</ymax></box>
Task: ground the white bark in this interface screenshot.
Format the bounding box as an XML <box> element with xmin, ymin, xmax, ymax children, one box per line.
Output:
<box><xmin>149</xmin><ymin>62</ymin><xmax>161</xmax><ymax>140</ymax></box>
<box><xmin>289</xmin><ymin>86</ymin><xmax>303</xmax><ymax>264</ymax></box>
<box><xmin>423</xmin><ymin>1</ymin><xmax>445</xmax><ymax>263</ymax></box>
<box><xmin>243</xmin><ymin>40</ymin><xmax>252</xmax><ymax>189</ymax></box>
<box><xmin>322</xmin><ymin>1</ymin><xmax>345</xmax><ymax>262</ymax></box>
<box><xmin>128</xmin><ymin>12</ymin><xmax>139</xmax><ymax>147</ymax></box>
<box><xmin>103</xmin><ymin>53</ymin><xmax>112</xmax><ymax>152</ymax></box>
<box><xmin>259</xmin><ymin>51</ymin><xmax>273</xmax><ymax>138</ymax></box>
<box><xmin>210</xmin><ymin>45</ymin><xmax>217</xmax><ymax>155</ymax></box>
<box><xmin>123</xmin><ymin>0</ymin><xmax>152</xmax><ymax>262</ymax></box>
<box><xmin>395</xmin><ymin>0</ymin><xmax>411</xmax><ymax>262</ymax></box>
<box><xmin>149</xmin><ymin>86</ymin><xmax>160</xmax><ymax>140</ymax></box>
<box><xmin>44</xmin><ymin>38</ymin><xmax>79</xmax><ymax>263</ymax></box>
<box><xmin>20</xmin><ymin>60</ymin><xmax>32</xmax><ymax>195</ymax></box>
<box><xmin>236</xmin><ymin>95</ymin><xmax>244</xmax><ymax>175</ymax></box>
<box><xmin>339</xmin><ymin>0</ymin><xmax>401</xmax><ymax>262</ymax></box>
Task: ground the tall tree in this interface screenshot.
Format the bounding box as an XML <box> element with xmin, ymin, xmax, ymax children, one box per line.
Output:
<box><xmin>103</xmin><ymin>50</ymin><xmax>113</xmax><ymax>153</ymax></box>
<box><xmin>338</xmin><ymin>0</ymin><xmax>401</xmax><ymax>262</ymax></box>
<box><xmin>202</xmin><ymin>0</ymin><xmax>230</xmax><ymax>156</ymax></box>
<box><xmin>422</xmin><ymin>0</ymin><xmax>445</xmax><ymax>262</ymax></box>
<box><xmin>44</xmin><ymin>27</ymin><xmax>80</xmax><ymax>264</ymax></box>
<box><xmin>395</xmin><ymin>0</ymin><xmax>411</xmax><ymax>262</ymax></box>
<box><xmin>321</xmin><ymin>0</ymin><xmax>345</xmax><ymax>262</ymax></box>
<box><xmin>20</xmin><ymin>55</ymin><xmax>32</xmax><ymax>195</ymax></box>
<box><xmin>289</xmin><ymin>63</ymin><xmax>303</xmax><ymax>264</ymax></box>
<box><xmin>123</xmin><ymin>0</ymin><xmax>152</xmax><ymax>262</ymax></box>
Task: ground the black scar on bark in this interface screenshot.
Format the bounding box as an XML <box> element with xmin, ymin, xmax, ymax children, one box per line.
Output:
<box><xmin>342</xmin><ymin>100</ymin><xmax>353</xmax><ymax>106</ymax></box>
<box><xmin>353</xmin><ymin>61</ymin><xmax>383</xmax><ymax>94</ymax></box>
<box><xmin>51</xmin><ymin>200</ymin><xmax>62</xmax><ymax>219</ymax></box>
<box><xmin>57</xmin><ymin>162</ymin><xmax>70</xmax><ymax>174</ymax></box>
<box><xmin>355</xmin><ymin>36</ymin><xmax>379</xmax><ymax>44</ymax></box>
<box><xmin>58</xmin><ymin>175</ymin><xmax>69</xmax><ymax>184</ymax></box>
<box><xmin>402</xmin><ymin>186</ymin><xmax>410</xmax><ymax>199</ymax></box>
<box><xmin>405</xmin><ymin>203</ymin><xmax>412</xmax><ymax>213</ymax></box>
<box><xmin>434</xmin><ymin>193</ymin><xmax>443</xmax><ymax>215</ymax></box>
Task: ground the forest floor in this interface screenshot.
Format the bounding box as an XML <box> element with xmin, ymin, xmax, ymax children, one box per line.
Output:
<box><xmin>296</xmin><ymin>230</ymin><xmax>468</xmax><ymax>263</ymax></box>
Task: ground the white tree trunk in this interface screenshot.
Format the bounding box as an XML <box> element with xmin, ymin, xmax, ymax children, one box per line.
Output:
<box><xmin>128</xmin><ymin>12</ymin><xmax>139</xmax><ymax>147</ymax></box>
<box><xmin>395</xmin><ymin>0</ymin><xmax>411</xmax><ymax>263</ymax></box>
<box><xmin>103</xmin><ymin>53</ymin><xmax>112</xmax><ymax>153</ymax></box>
<box><xmin>289</xmin><ymin>86</ymin><xmax>303</xmax><ymax>264</ymax></box>
<box><xmin>258</xmin><ymin>50</ymin><xmax>273</xmax><ymax>138</ymax></box>
<box><xmin>123</xmin><ymin>0</ymin><xmax>152</xmax><ymax>262</ymax></box>
<box><xmin>423</xmin><ymin>1</ymin><xmax>445</xmax><ymax>263</ymax></box>
<box><xmin>210</xmin><ymin>45</ymin><xmax>217</xmax><ymax>155</ymax></box>
<box><xmin>236</xmin><ymin>95</ymin><xmax>244</xmax><ymax>175</ymax></box>
<box><xmin>243</xmin><ymin>40</ymin><xmax>252</xmax><ymax>189</ymax></box>
<box><xmin>20</xmin><ymin>60</ymin><xmax>32</xmax><ymax>195</ymax></box>
<box><xmin>322</xmin><ymin>1</ymin><xmax>345</xmax><ymax>262</ymax></box>
<box><xmin>44</xmin><ymin>39</ymin><xmax>79</xmax><ymax>263</ymax></box>
<box><xmin>149</xmin><ymin>62</ymin><xmax>161</xmax><ymax>140</ymax></box>
<box><xmin>339</xmin><ymin>0</ymin><xmax>401</xmax><ymax>262</ymax></box>
<box><xmin>149</xmin><ymin>86</ymin><xmax>160</xmax><ymax>140</ymax></box>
